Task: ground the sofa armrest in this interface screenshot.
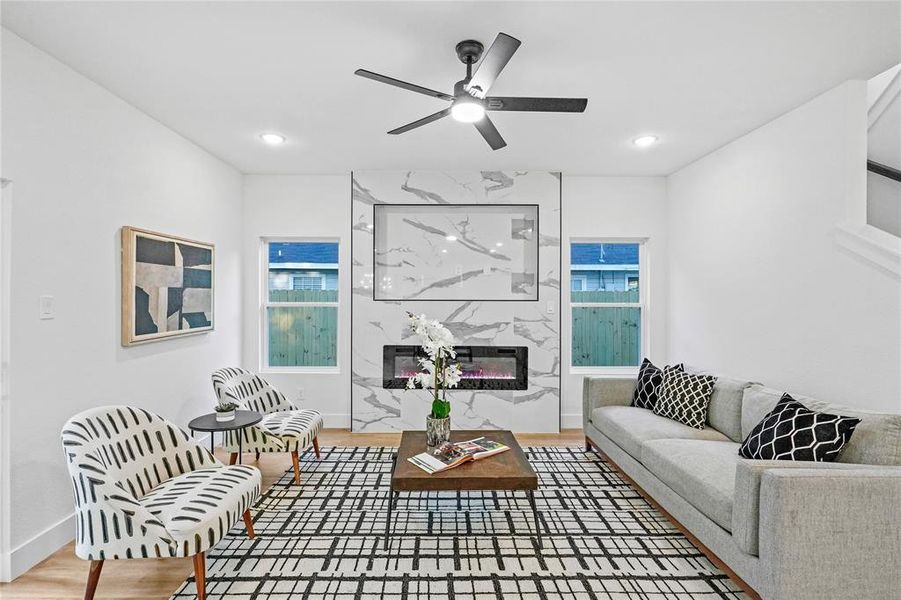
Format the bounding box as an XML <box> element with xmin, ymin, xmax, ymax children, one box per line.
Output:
<box><xmin>732</xmin><ymin>459</ymin><xmax>881</xmax><ymax>555</ymax></box>
<box><xmin>582</xmin><ymin>377</ymin><xmax>634</xmax><ymax>431</ymax></box>
<box><xmin>757</xmin><ymin>467</ymin><xmax>901</xmax><ymax>600</ymax></box>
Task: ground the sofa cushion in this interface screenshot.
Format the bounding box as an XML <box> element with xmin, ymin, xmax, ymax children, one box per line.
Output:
<box><xmin>707</xmin><ymin>377</ymin><xmax>752</xmax><ymax>443</ymax></box>
<box><xmin>653</xmin><ymin>370</ymin><xmax>718</xmax><ymax>429</ymax></box>
<box><xmin>739</xmin><ymin>393</ymin><xmax>861</xmax><ymax>462</ymax></box>
<box><xmin>742</xmin><ymin>385</ymin><xmax>901</xmax><ymax>466</ymax></box>
<box><xmin>641</xmin><ymin>439</ymin><xmax>740</xmax><ymax>532</ymax></box>
<box><xmin>591</xmin><ymin>405</ymin><xmax>730</xmax><ymax>461</ymax></box>
<box><xmin>632</xmin><ymin>359</ymin><xmax>683</xmax><ymax>409</ymax></box>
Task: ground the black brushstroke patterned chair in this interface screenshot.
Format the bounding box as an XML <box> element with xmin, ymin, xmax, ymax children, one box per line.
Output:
<box><xmin>211</xmin><ymin>367</ymin><xmax>324</xmax><ymax>483</ymax></box>
<box><xmin>61</xmin><ymin>406</ymin><xmax>261</xmax><ymax>600</ymax></box>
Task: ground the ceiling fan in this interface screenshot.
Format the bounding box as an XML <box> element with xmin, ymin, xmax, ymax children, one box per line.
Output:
<box><xmin>355</xmin><ymin>33</ymin><xmax>588</xmax><ymax>150</ymax></box>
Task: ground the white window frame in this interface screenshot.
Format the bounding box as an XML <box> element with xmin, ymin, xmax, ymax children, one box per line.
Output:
<box><xmin>260</xmin><ymin>238</ymin><xmax>340</xmax><ymax>374</ymax></box>
<box><xmin>570</xmin><ymin>237</ymin><xmax>649</xmax><ymax>376</ymax></box>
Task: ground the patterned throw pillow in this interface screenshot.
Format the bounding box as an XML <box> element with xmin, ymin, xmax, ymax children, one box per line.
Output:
<box><xmin>653</xmin><ymin>370</ymin><xmax>717</xmax><ymax>429</ymax></box>
<box><xmin>739</xmin><ymin>393</ymin><xmax>861</xmax><ymax>462</ymax></box>
<box><xmin>632</xmin><ymin>359</ymin><xmax>684</xmax><ymax>409</ymax></box>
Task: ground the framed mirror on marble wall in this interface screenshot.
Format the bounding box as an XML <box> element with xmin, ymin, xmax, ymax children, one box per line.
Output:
<box><xmin>372</xmin><ymin>204</ymin><xmax>539</xmax><ymax>301</ymax></box>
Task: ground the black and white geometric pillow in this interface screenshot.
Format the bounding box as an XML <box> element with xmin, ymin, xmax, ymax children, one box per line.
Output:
<box><xmin>652</xmin><ymin>370</ymin><xmax>717</xmax><ymax>429</ymax></box>
<box><xmin>632</xmin><ymin>359</ymin><xmax>684</xmax><ymax>410</ymax></box>
<box><xmin>739</xmin><ymin>393</ymin><xmax>861</xmax><ymax>462</ymax></box>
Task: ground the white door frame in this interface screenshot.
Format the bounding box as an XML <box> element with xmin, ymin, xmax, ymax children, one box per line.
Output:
<box><xmin>0</xmin><ymin>178</ymin><xmax>12</xmax><ymax>581</ymax></box>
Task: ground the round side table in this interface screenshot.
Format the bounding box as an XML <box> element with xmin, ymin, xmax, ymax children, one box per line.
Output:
<box><xmin>188</xmin><ymin>410</ymin><xmax>262</xmax><ymax>464</ymax></box>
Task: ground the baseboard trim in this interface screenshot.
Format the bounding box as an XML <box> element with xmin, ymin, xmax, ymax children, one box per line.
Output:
<box><xmin>560</xmin><ymin>413</ymin><xmax>582</xmax><ymax>429</ymax></box>
<box><xmin>8</xmin><ymin>511</ymin><xmax>75</xmax><ymax>581</ymax></box>
<box><xmin>584</xmin><ymin>437</ymin><xmax>761</xmax><ymax>600</ymax></box>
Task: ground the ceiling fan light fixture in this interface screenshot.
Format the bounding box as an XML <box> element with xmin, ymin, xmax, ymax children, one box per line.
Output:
<box><xmin>451</xmin><ymin>97</ymin><xmax>485</xmax><ymax>123</ymax></box>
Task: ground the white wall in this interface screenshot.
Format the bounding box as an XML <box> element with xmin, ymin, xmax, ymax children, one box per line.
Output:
<box><xmin>667</xmin><ymin>81</ymin><xmax>901</xmax><ymax>412</ymax></box>
<box><xmin>241</xmin><ymin>175</ymin><xmax>350</xmax><ymax>427</ymax></box>
<box><xmin>1</xmin><ymin>31</ymin><xmax>243</xmax><ymax>578</ymax></box>
<box><xmin>561</xmin><ymin>177</ymin><xmax>668</xmax><ymax>427</ymax></box>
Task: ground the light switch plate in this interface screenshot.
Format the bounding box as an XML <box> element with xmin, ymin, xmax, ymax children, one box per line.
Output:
<box><xmin>39</xmin><ymin>295</ymin><xmax>55</xmax><ymax>319</ymax></box>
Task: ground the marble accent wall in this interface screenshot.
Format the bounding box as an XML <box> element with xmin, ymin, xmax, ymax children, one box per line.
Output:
<box><xmin>352</xmin><ymin>171</ymin><xmax>561</xmax><ymax>432</ymax></box>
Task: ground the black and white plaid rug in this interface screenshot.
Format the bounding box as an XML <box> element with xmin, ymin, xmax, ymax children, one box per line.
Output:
<box><xmin>170</xmin><ymin>446</ymin><xmax>747</xmax><ymax>599</ymax></box>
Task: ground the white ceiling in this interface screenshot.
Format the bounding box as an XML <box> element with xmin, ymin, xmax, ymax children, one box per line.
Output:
<box><xmin>3</xmin><ymin>1</ymin><xmax>900</xmax><ymax>175</ymax></box>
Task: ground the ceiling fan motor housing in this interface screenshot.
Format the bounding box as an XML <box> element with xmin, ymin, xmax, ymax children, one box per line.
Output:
<box><xmin>455</xmin><ymin>40</ymin><xmax>484</xmax><ymax>64</ymax></box>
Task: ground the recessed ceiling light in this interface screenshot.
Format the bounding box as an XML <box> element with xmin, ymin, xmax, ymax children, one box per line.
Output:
<box><xmin>260</xmin><ymin>132</ymin><xmax>286</xmax><ymax>145</ymax></box>
<box><xmin>441</xmin><ymin>249</ymin><xmax>448</xmax><ymax>253</ymax></box>
<box><xmin>632</xmin><ymin>135</ymin><xmax>658</xmax><ymax>148</ymax></box>
<box><xmin>445</xmin><ymin>235</ymin><xmax>457</xmax><ymax>242</ymax></box>
<box><xmin>495</xmin><ymin>242</ymin><xmax>503</xmax><ymax>247</ymax></box>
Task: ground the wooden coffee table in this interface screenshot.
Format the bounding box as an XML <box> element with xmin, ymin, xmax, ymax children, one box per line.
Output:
<box><xmin>386</xmin><ymin>429</ymin><xmax>542</xmax><ymax>549</ymax></box>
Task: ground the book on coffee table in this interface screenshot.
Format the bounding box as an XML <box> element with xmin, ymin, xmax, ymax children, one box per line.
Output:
<box><xmin>408</xmin><ymin>437</ymin><xmax>510</xmax><ymax>474</ymax></box>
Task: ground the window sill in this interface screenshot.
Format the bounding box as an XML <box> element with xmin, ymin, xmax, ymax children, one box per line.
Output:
<box><xmin>260</xmin><ymin>367</ymin><xmax>340</xmax><ymax>375</ymax></box>
<box><xmin>570</xmin><ymin>367</ymin><xmax>639</xmax><ymax>377</ymax></box>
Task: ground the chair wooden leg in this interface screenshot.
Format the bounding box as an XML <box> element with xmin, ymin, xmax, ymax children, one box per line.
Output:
<box><xmin>228</xmin><ymin>452</ymin><xmax>238</xmax><ymax>465</ymax></box>
<box><xmin>291</xmin><ymin>450</ymin><xmax>301</xmax><ymax>484</ymax></box>
<box><xmin>193</xmin><ymin>552</ymin><xmax>206</xmax><ymax>600</ymax></box>
<box><xmin>255</xmin><ymin>450</ymin><xmax>260</xmax><ymax>461</ymax></box>
<box><xmin>242</xmin><ymin>509</ymin><xmax>255</xmax><ymax>539</ymax></box>
<box><xmin>312</xmin><ymin>436</ymin><xmax>321</xmax><ymax>460</ymax></box>
<box><xmin>84</xmin><ymin>559</ymin><xmax>103</xmax><ymax>600</ymax></box>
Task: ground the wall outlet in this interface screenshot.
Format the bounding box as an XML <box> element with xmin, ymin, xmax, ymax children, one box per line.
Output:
<box><xmin>39</xmin><ymin>295</ymin><xmax>55</xmax><ymax>320</ymax></box>
<box><xmin>297</xmin><ymin>387</ymin><xmax>305</xmax><ymax>402</ymax></box>
<box><xmin>546</xmin><ymin>301</ymin><xmax>555</xmax><ymax>314</ymax></box>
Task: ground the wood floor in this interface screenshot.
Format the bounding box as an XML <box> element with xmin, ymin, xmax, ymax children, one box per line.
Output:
<box><xmin>0</xmin><ymin>429</ymin><xmax>584</xmax><ymax>600</ymax></box>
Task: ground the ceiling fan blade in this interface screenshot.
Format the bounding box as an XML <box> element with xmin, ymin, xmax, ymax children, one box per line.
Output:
<box><xmin>465</xmin><ymin>33</ymin><xmax>521</xmax><ymax>98</ymax></box>
<box><xmin>473</xmin><ymin>115</ymin><xmax>507</xmax><ymax>150</ymax></box>
<box><xmin>355</xmin><ymin>69</ymin><xmax>454</xmax><ymax>102</ymax></box>
<box><xmin>486</xmin><ymin>97</ymin><xmax>588</xmax><ymax>112</ymax></box>
<box><xmin>387</xmin><ymin>108</ymin><xmax>452</xmax><ymax>135</ymax></box>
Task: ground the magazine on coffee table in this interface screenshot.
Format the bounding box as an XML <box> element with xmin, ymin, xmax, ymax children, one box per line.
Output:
<box><xmin>408</xmin><ymin>437</ymin><xmax>510</xmax><ymax>474</ymax></box>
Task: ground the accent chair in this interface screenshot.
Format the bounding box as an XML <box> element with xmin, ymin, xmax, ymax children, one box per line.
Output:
<box><xmin>211</xmin><ymin>367</ymin><xmax>324</xmax><ymax>483</ymax></box>
<box><xmin>61</xmin><ymin>406</ymin><xmax>261</xmax><ymax>600</ymax></box>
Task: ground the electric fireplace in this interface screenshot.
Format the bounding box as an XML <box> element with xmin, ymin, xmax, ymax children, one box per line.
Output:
<box><xmin>383</xmin><ymin>345</ymin><xmax>528</xmax><ymax>390</ymax></box>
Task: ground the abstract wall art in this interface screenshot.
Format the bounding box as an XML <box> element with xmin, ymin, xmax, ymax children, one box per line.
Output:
<box><xmin>121</xmin><ymin>226</ymin><xmax>214</xmax><ymax>346</ymax></box>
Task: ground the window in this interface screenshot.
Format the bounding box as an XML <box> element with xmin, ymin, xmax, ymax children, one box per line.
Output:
<box><xmin>293</xmin><ymin>275</ymin><xmax>324</xmax><ymax>290</ymax></box>
<box><xmin>262</xmin><ymin>240</ymin><xmax>339</xmax><ymax>370</ymax></box>
<box><xmin>570</xmin><ymin>241</ymin><xmax>645</xmax><ymax>369</ymax></box>
<box><xmin>571</xmin><ymin>275</ymin><xmax>587</xmax><ymax>292</ymax></box>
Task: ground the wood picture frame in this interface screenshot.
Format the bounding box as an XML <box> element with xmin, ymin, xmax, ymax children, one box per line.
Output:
<box><xmin>121</xmin><ymin>226</ymin><xmax>215</xmax><ymax>346</ymax></box>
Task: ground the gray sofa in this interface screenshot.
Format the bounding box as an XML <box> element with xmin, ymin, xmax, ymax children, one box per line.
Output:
<box><xmin>583</xmin><ymin>376</ymin><xmax>901</xmax><ymax>600</ymax></box>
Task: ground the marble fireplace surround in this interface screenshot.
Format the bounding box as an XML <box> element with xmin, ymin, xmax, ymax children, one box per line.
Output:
<box><xmin>351</xmin><ymin>171</ymin><xmax>561</xmax><ymax>433</ymax></box>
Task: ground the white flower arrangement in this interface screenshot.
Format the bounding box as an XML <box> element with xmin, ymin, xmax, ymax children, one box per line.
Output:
<box><xmin>404</xmin><ymin>312</ymin><xmax>461</xmax><ymax>419</ymax></box>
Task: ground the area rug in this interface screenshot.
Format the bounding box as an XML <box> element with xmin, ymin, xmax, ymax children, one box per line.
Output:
<box><xmin>170</xmin><ymin>446</ymin><xmax>747</xmax><ymax>599</ymax></box>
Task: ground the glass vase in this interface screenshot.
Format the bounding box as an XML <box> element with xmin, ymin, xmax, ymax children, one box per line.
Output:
<box><xmin>425</xmin><ymin>415</ymin><xmax>450</xmax><ymax>447</ymax></box>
